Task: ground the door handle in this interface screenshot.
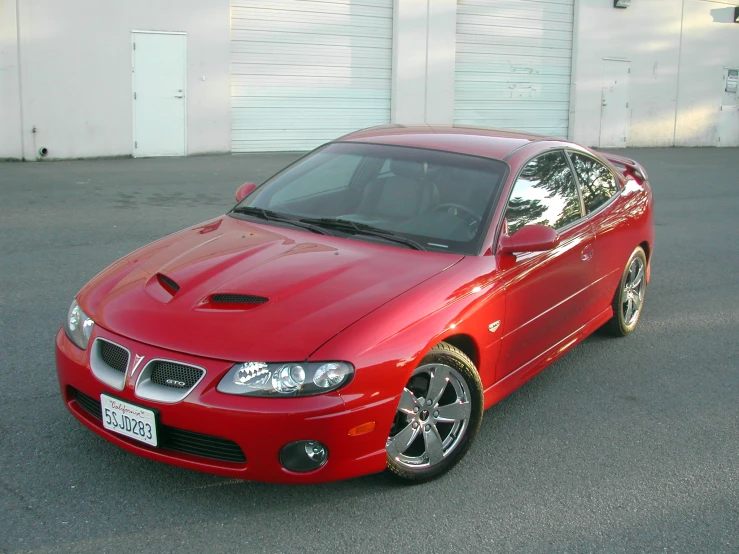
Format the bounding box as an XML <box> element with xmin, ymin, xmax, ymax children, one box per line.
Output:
<box><xmin>581</xmin><ymin>244</ymin><xmax>594</xmax><ymax>262</ymax></box>
<box><xmin>175</xmin><ymin>94</ymin><xmax>184</xmax><ymax>98</ymax></box>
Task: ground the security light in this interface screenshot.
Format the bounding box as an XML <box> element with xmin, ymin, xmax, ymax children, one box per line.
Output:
<box><xmin>614</xmin><ymin>0</ymin><xmax>630</xmax><ymax>7</ymax></box>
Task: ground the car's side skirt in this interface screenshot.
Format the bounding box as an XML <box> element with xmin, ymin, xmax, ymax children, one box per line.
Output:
<box><xmin>482</xmin><ymin>306</ymin><xmax>614</xmax><ymax>410</ymax></box>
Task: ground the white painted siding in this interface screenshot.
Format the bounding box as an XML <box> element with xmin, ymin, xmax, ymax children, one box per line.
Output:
<box><xmin>231</xmin><ymin>0</ymin><xmax>393</xmax><ymax>152</ymax></box>
<box><xmin>454</xmin><ymin>0</ymin><xmax>574</xmax><ymax>137</ymax></box>
<box><xmin>571</xmin><ymin>0</ymin><xmax>739</xmax><ymax>147</ymax></box>
<box><xmin>1</xmin><ymin>0</ymin><xmax>230</xmax><ymax>160</ymax></box>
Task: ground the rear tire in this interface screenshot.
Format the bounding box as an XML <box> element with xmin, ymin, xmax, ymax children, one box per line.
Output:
<box><xmin>603</xmin><ymin>247</ymin><xmax>647</xmax><ymax>337</ymax></box>
<box><xmin>385</xmin><ymin>342</ymin><xmax>483</xmax><ymax>484</ymax></box>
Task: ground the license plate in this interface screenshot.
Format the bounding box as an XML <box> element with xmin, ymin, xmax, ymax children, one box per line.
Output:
<box><xmin>101</xmin><ymin>394</ymin><xmax>158</xmax><ymax>447</ymax></box>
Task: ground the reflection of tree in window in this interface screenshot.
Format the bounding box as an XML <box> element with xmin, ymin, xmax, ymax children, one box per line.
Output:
<box><xmin>505</xmin><ymin>151</ymin><xmax>582</xmax><ymax>234</ymax></box>
<box><xmin>569</xmin><ymin>154</ymin><xmax>618</xmax><ymax>213</ymax></box>
<box><xmin>506</xmin><ymin>197</ymin><xmax>547</xmax><ymax>233</ymax></box>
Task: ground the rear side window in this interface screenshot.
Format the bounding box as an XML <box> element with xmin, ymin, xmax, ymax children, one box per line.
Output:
<box><xmin>568</xmin><ymin>153</ymin><xmax>619</xmax><ymax>213</ymax></box>
<box><xmin>505</xmin><ymin>150</ymin><xmax>583</xmax><ymax>234</ymax></box>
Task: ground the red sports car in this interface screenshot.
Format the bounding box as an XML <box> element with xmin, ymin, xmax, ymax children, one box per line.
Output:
<box><xmin>56</xmin><ymin>125</ymin><xmax>653</xmax><ymax>483</ymax></box>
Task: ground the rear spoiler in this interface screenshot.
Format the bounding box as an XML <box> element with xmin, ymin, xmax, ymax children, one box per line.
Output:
<box><xmin>599</xmin><ymin>152</ymin><xmax>649</xmax><ymax>184</ymax></box>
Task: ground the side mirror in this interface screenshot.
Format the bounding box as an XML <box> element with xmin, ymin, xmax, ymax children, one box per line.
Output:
<box><xmin>235</xmin><ymin>182</ymin><xmax>257</xmax><ymax>202</ymax></box>
<box><xmin>499</xmin><ymin>224</ymin><xmax>560</xmax><ymax>254</ymax></box>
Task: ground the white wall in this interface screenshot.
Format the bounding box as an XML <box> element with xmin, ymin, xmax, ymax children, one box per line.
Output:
<box><xmin>675</xmin><ymin>0</ymin><xmax>739</xmax><ymax>146</ymax></box>
<box><xmin>5</xmin><ymin>0</ymin><xmax>739</xmax><ymax>157</ymax></box>
<box><xmin>0</xmin><ymin>0</ymin><xmax>23</xmax><ymax>159</ymax></box>
<box><xmin>4</xmin><ymin>0</ymin><xmax>230</xmax><ymax>160</ymax></box>
<box><xmin>571</xmin><ymin>0</ymin><xmax>682</xmax><ymax>147</ymax></box>
<box><xmin>392</xmin><ymin>0</ymin><xmax>456</xmax><ymax>125</ymax></box>
<box><xmin>571</xmin><ymin>0</ymin><xmax>739</xmax><ymax>147</ymax></box>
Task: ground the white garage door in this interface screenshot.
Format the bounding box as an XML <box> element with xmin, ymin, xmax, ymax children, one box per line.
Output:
<box><xmin>454</xmin><ymin>0</ymin><xmax>574</xmax><ymax>138</ymax></box>
<box><xmin>231</xmin><ymin>0</ymin><xmax>393</xmax><ymax>152</ymax></box>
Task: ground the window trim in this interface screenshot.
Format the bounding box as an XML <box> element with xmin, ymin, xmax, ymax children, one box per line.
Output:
<box><xmin>565</xmin><ymin>149</ymin><xmax>622</xmax><ymax>217</ymax></box>
<box><xmin>498</xmin><ymin>148</ymin><xmax>587</xmax><ymax>240</ymax></box>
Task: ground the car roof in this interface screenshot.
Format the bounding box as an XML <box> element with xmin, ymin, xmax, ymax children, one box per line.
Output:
<box><xmin>337</xmin><ymin>124</ymin><xmax>557</xmax><ymax>160</ymax></box>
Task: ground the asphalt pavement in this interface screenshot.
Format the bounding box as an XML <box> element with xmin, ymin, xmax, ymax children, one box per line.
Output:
<box><xmin>0</xmin><ymin>148</ymin><xmax>737</xmax><ymax>553</ymax></box>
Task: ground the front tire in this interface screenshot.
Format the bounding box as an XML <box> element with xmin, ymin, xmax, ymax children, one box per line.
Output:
<box><xmin>385</xmin><ymin>342</ymin><xmax>483</xmax><ymax>484</ymax></box>
<box><xmin>604</xmin><ymin>246</ymin><xmax>647</xmax><ymax>336</ymax></box>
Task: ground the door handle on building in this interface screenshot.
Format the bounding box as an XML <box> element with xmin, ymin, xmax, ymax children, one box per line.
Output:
<box><xmin>175</xmin><ymin>90</ymin><xmax>184</xmax><ymax>99</ymax></box>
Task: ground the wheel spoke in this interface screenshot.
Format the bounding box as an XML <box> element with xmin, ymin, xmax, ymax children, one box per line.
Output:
<box><xmin>397</xmin><ymin>387</ymin><xmax>418</xmax><ymax>416</ymax></box>
<box><xmin>632</xmin><ymin>264</ymin><xmax>644</xmax><ymax>289</ymax></box>
<box><xmin>426</xmin><ymin>366</ymin><xmax>451</xmax><ymax>406</ymax></box>
<box><xmin>387</xmin><ymin>422</ymin><xmax>420</xmax><ymax>459</ymax></box>
<box><xmin>423</xmin><ymin>424</ymin><xmax>444</xmax><ymax>465</ymax></box>
<box><xmin>436</xmin><ymin>400</ymin><xmax>471</xmax><ymax>423</ymax></box>
<box><xmin>625</xmin><ymin>297</ymin><xmax>634</xmax><ymax>322</ymax></box>
<box><xmin>629</xmin><ymin>262</ymin><xmax>637</xmax><ymax>283</ymax></box>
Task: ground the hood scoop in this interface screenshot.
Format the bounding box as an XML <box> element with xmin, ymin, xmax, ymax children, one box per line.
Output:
<box><xmin>199</xmin><ymin>293</ymin><xmax>270</xmax><ymax>310</ymax></box>
<box><xmin>143</xmin><ymin>273</ymin><xmax>182</xmax><ymax>303</ymax></box>
<box><xmin>157</xmin><ymin>273</ymin><xmax>180</xmax><ymax>295</ymax></box>
<box><xmin>211</xmin><ymin>294</ymin><xmax>268</xmax><ymax>304</ymax></box>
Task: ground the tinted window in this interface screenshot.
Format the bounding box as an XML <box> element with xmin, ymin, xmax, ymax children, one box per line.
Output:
<box><xmin>235</xmin><ymin>142</ymin><xmax>508</xmax><ymax>255</ymax></box>
<box><xmin>270</xmin><ymin>152</ymin><xmax>362</xmax><ymax>204</ymax></box>
<box><xmin>505</xmin><ymin>151</ymin><xmax>582</xmax><ymax>234</ymax></box>
<box><xmin>568</xmin><ymin>153</ymin><xmax>619</xmax><ymax>213</ymax></box>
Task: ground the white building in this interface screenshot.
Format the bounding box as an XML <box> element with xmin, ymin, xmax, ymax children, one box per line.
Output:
<box><xmin>1</xmin><ymin>0</ymin><xmax>738</xmax><ymax>160</ymax></box>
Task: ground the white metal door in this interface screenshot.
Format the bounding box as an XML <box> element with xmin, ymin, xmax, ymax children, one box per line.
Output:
<box><xmin>599</xmin><ymin>60</ymin><xmax>630</xmax><ymax>148</ymax></box>
<box><xmin>132</xmin><ymin>32</ymin><xmax>187</xmax><ymax>157</ymax></box>
<box><xmin>230</xmin><ymin>0</ymin><xmax>392</xmax><ymax>152</ymax></box>
<box><xmin>454</xmin><ymin>0</ymin><xmax>574</xmax><ymax>137</ymax></box>
<box><xmin>718</xmin><ymin>68</ymin><xmax>739</xmax><ymax>147</ymax></box>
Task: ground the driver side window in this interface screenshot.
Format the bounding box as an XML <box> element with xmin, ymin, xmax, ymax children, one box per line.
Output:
<box><xmin>505</xmin><ymin>151</ymin><xmax>583</xmax><ymax>234</ymax></box>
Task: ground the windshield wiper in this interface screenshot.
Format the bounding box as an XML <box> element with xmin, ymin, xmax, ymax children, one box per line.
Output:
<box><xmin>231</xmin><ymin>206</ymin><xmax>333</xmax><ymax>236</ymax></box>
<box><xmin>298</xmin><ymin>217</ymin><xmax>425</xmax><ymax>251</ymax></box>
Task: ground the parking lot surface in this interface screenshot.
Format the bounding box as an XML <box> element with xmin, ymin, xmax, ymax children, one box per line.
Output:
<box><xmin>1</xmin><ymin>148</ymin><xmax>737</xmax><ymax>553</ymax></box>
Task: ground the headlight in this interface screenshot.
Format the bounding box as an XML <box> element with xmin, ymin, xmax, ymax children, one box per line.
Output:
<box><xmin>64</xmin><ymin>300</ymin><xmax>94</xmax><ymax>350</ymax></box>
<box><xmin>217</xmin><ymin>361</ymin><xmax>354</xmax><ymax>397</ymax></box>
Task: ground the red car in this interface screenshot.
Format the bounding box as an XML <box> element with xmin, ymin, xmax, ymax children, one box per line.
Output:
<box><xmin>56</xmin><ymin>125</ymin><xmax>653</xmax><ymax>484</ymax></box>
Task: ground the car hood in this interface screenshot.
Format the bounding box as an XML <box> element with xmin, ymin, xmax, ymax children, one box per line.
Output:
<box><xmin>80</xmin><ymin>215</ymin><xmax>462</xmax><ymax>361</ymax></box>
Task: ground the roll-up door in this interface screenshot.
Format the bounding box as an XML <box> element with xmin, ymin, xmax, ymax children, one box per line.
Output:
<box><xmin>231</xmin><ymin>0</ymin><xmax>393</xmax><ymax>152</ymax></box>
<box><xmin>454</xmin><ymin>0</ymin><xmax>574</xmax><ymax>137</ymax></box>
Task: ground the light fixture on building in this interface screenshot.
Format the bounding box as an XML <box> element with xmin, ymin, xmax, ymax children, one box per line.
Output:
<box><xmin>734</xmin><ymin>6</ymin><xmax>739</xmax><ymax>22</ymax></box>
<box><xmin>614</xmin><ymin>0</ymin><xmax>631</xmax><ymax>7</ymax></box>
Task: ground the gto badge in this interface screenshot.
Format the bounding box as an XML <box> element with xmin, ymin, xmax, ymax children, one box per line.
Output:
<box><xmin>488</xmin><ymin>321</ymin><xmax>501</xmax><ymax>333</ymax></box>
<box><xmin>129</xmin><ymin>354</ymin><xmax>146</xmax><ymax>379</ymax></box>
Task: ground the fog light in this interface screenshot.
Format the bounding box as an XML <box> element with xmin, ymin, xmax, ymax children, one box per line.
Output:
<box><xmin>280</xmin><ymin>440</ymin><xmax>328</xmax><ymax>472</ymax></box>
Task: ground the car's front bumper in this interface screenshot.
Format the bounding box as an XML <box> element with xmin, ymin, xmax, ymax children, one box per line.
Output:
<box><xmin>55</xmin><ymin>328</ymin><xmax>395</xmax><ymax>483</ymax></box>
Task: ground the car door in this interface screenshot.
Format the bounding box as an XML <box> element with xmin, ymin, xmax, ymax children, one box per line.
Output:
<box><xmin>495</xmin><ymin>150</ymin><xmax>598</xmax><ymax>381</ymax></box>
<box><xmin>567</xmin><ymin>151</ymin><xmax>625</xmax><ymax>311</ymax></box>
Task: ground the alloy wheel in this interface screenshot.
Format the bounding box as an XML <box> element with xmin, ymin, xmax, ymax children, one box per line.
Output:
<box><xmin>622</xmin><ymin>256</ymin><xmax>645</xmax><ymax>326</ymax></box>
<box><xmin>386</xmin><ymin>363</ymin><xmax>473</xmax><ymax>470</ymax></box>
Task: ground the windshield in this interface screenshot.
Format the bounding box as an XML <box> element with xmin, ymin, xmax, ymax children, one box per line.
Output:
<box><xmin>231</xmin><ymin>142</ymin><xmax>508</xmax><ymax>255</ymax></box>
